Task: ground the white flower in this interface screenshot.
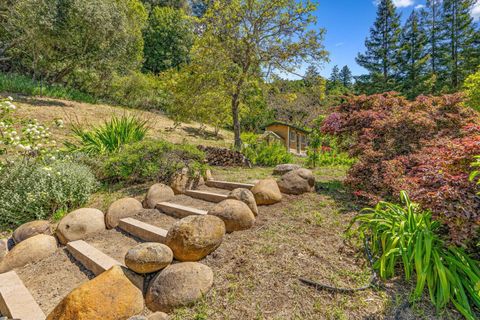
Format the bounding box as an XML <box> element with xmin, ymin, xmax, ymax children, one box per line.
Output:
<box><xmin>7</xmin><ymin>96</ymin><xmax>13</xmax><ymax>101</ymax></box>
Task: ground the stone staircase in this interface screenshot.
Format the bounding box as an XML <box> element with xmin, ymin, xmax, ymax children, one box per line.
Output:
<box><xmin>0</xmin><ymin>179</ymin><xmax>255</xmax><ymax>319</ymax></box>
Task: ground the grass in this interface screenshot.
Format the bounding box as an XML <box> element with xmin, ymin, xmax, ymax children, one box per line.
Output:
<box><xmin>0</xmin><ymin>72</ymin><xmax>97</xmax><ymax>104</ymax></box>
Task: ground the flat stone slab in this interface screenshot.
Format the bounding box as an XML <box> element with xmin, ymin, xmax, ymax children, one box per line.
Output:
<box><xmin>118</xmin><ymin>218</ymin><xmax>168</xmax><ymax>243</ymax></box>
<box><xmin>67</xmin><ymin>240</ymin><xmax>122</xmax><ymax>276</ymax></box>
<box><xmin>156</xmin><ymin>202</ymin><xmax>207</xmax><ymax>219</ymax></box>
<box><xmin>185</xmin><ymin>190</ymin><xmax>228</xmax><ymax>203</ymax></box>
<box><xmin>0</xmin><ymin>270</ymin><xmax>45</xmax><ymax>320</ymax></box>
<box><xmin>205</xmin><ymin>180</ymin><xmax>254</xmax><ymax>191</ymax></box>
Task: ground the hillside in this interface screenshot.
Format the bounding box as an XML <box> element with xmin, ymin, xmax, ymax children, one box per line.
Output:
<box><xmin>10</xmin><ymin>94</ymin><xmax>234</xmax><ymax>149</ymax></box>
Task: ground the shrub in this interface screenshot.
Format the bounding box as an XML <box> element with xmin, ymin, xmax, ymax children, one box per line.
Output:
<box><xmin>306</xmin><ymin>128</ymin><xmax>354</xmax><ymax>167</ymax></box>
<box><xmin>464</xmin><ymin>69</ymin><xmax>480</xmax><ymax>111</ymax></box>
<box><xmin>351</xmin><ymin>192</ymin><xmax>480</xmax><ymax>320</ymax></box>
<box><xmin>103</xmin><ymin>139</ymin><xmax>205</xmax><ymax>184</ymax></box>
<box><xmin>470</xmin><ymin>155</ymin><xmax>480</xmax><ymax>194</ymax></box>
<box><xmin>241</xmin><ymin>132</ymin><xmax>293</xmax><ymax>166</ymax></box>
<box><xmin>67</xmin><ymin>115</ymin><xmax>149</xmax><ymax>154</ymax></box>
<box><xmin>323</xmin><ymin>93</ymin><xmax>480</xmax><ymax>245</ymax></box>
<box><xmin>0</xmin><ymin>160</ymin><xmax>98</xmax><ymax>228</ymax></box>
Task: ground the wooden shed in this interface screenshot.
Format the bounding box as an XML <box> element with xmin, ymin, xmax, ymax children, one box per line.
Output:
<box><xmin>263</xmin><ymin>121</ymin><xmax>310</xmax><ymax>156</ymax></box>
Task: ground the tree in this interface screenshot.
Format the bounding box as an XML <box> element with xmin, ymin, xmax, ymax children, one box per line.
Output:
<box><xmin>199</xmin><ymin>0</ymin><xmax>328</xmax><ymax>149</ymax></box>
<box><xmin>3</xmin><ymin>0</ymin><xmax>147</xmax><ymax>85</ymax></box>
<box><xmin>439</xmin><ymin>0</ymin><xmax>479</xmax><ymax>90</ymax></box>
<box><xmin>141</xmin><ymin>0</ymin><xmax>190</xmax><ymax>12</ymax></box>
<box><xmin>143</xmin><ymin>6</ymin><xmax>194</xmax><ymax>74</ymax></box>
<box><xmin>420</xmin><ymin>0</ymin><xmax>443</xmax><ymax>92</ymax></box>
<box><xmin>399</xmin><ymin>10</ymin><xmax>429</xmax><ymax>98</ymax></box>
<box><xmin>329</xmin><ymin>65</ymin><xmax>341</xmax><ymax>86</ymax></box>
<box><xmin>464</xmin><ymin>68</ymin><xmax>480</xmax><ymax>111</ymax></box>
<box><xmin>356</xmin><ymin>0</ymin><xmax>402</xmax><ymax>93</ymax></box>
<box><xmin>339</xmin><ymin>65</ymin><xmax>353</xmax><ymax>88</ymax></box>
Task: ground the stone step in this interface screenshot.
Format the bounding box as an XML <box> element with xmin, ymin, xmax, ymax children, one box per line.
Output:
<box><xmin>205</xmin><ymin>180</ymin><xmax>254</xmax><ymax>191</ymax></box>
<box><xmin>156</xmin><ymin>202</ymin><xmax>208</xmax><ymax>218</ymax></box>
<box><xmin>67</xmin><ymin>240</ymin><xmax>122</xmax><ymax>276</ymax></box>
<box><xmin>0</xmin><ymin>270</ymin><xmax>46</xmax><ymax>320</ymax></box>
<box><xmin>185</xmin><ymin>189</ymin><xmax>228</xmax><ymax>203</ymax></box>
<box><xmin>118</xmin><ymin>218</ymin><xmax>168</xmax><ymax>243</ymax></box>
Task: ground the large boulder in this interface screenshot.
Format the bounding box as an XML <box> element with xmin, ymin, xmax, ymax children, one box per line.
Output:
<box><xmin>47</xmin><ymin>266</ymin><xmax>143</xmax><ymax>320</ymax></box>
<box><xmin>56</xmin><ymin>208</ymin><xmax>106</xmax><ymax>245</ymax></box>
<box><xmin>0</xmin><ymin>234</ymin><xmax>57</xmax><ymax>273</ymax></box>
<box><xmin>105</xmin><ymin>198</ymin><xmax>143</xmax><ymax>229</ymax></box>
<box><xmin>12</xmin><ymin>220</ymin><xmax>51</xmax><ymax>244</ymax></box>
<box><xmin>170</xmin><ymin>168</ymin><xmax>190</xmax><ymax>195</ymax></box>
<box><xmin>148</xmin><ymin>313</ymin><xmax>170</xmax><ymax>320</ymax></box>
<box><xmin>166</xmin><ymin>215</ymin><xmax>225</xmax><ymax>261</ymax></box>
<box><xmin>273</xmin><ymin>163</ymin><xmax>301</xmax><ymax>175</ymax></box>
<box><xmin>277</xmin><ymin>168</ymin><xmax>315</xmax><ymax>195</ymax></box>
<box><xmin>208</xmin><ymin>199</ymin><xmax>255</xmax><ymax>233</ymax></box>
<box><xmin>125</xmin><ymin>242</ymin><xmax>173</xmax><ymax>274</ymax></box>
<box><xmin>146</xmin><ymin>262</ymin><xmax>213</xmax><ymax>312</ymax></box>
<box><xmin>144</xmin><ymin>184</ymin><xmax>175</xmax><ymax>209</ymax></box>
<box><xmin>227</xmin><ymin>188</ymin><xmax>258</xmax><ymax>216</ymax></box>
<box><xmin>251</xmin><ymin>179</ymin><xmax>282</xmax><ymax>205</ymax></box>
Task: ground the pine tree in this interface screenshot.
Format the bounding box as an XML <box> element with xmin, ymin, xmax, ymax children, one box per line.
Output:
<box><xmin>439</xmin><ymin>0</ymin><xmax>479</xmax><ymax>90</ymax></box>
<box><xmin>399</xmin><ymin>10</ymin><xmax>429</xmax><ymax>98</ymax></box>
<box><xmin>356</xmin><ymin>0</ymin><xmax>402</xmax><ymax>93</ymax></box>
<box><xmin>421</xmin><ymin>0</ymin><xmax>443</xmax><ymax>84</ymax></box>
<box><xmin>339</xmin><ymin>65</ymin><xmax>353</xmax><ymax>88</ymax></box>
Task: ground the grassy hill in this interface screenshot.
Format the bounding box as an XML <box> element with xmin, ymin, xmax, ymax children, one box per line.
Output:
<box><xmin>9</xmin><ymin>93</ymin><xmax>234</xmax><ymax>149</ymax></box>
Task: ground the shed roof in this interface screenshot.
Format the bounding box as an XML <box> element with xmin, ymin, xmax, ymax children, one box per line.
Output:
<box><xmin>265</xmin><ymin>121</ymin><xmax>311</xmax><ymax>134</ymax></box>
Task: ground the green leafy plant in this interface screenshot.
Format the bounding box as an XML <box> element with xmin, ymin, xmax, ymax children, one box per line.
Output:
<box><xmin>103</xmin><ymin>139</ymin><xmax>205</xmax><ymax>184</ymax></box>
<box><xmin>350</xmin><ymin>192</ymin><xmax>480</xmax><ymax>319</ymax></box>
<box><xmin>241</xmin><ymin>132</ymin><xmax>293</xmax><ymax>166</ymax></box>
<box><xmin>0</xmin><ymin>160</ymin><xmax>98</xmax><ymax>228</ymax></box>
<box><xmin>470</xmin><ymin>155</ymin><xmax>480</xmax><ymax>194</ymax></box>
<box><xmin>67</xmin><ymin>115</ymin><xmax>148</xmax><ymax>154</ymax></box>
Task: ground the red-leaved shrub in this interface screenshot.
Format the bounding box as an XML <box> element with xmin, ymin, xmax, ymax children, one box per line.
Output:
<box><xmin>323</xmin><ymin>92</ymin><xmax>480</xmax><ymax>245</ymax></box>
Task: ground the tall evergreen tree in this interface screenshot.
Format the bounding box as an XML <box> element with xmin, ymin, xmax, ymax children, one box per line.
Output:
<box><xmin>399</xmin><ymin>10</ymin><xmax>429</xmax><ymax>98</ymax></box>
<box><xmin>339</xmin><ymin>65</ymin><xmax>353</xmax><ymax>88</ymax></box>
<box><xmin>329</xmin><ymin>65</ymin><xmax>340</xmax><ymax>84</ymax></box>
<box><xmin>421</xmin><ymin>0</ymin><xmax>443</xmax><ymax>91</ymax></box>
<box><xmin>356</xmin><ymin>0</ymin><xmax>402</xmax><ymax>93</ymax></box>
<box><xmin>439</xmin><ymin>0</ymin><xmax>479</xmax><ymax>90</ymax></box>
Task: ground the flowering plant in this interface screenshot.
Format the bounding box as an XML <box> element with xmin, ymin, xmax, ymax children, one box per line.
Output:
<box><xmin>0</xmin><ymin>96</ymin><xmax>62</xmax><ymax>165</ymax></box>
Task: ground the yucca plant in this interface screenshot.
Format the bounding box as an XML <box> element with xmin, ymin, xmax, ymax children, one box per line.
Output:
<box><xmin>67</xmin><ymin>115</ymin><xmax>148</xmax><ymax>154</ymax></box>
<box><xmin>350</xmin><ymin>191</ymin><xmax>480</xmax><ymax>319</ymax></box>
<box><xmin>470</xmin><ymin>155</ymin><xmax>480</xmax><ymax>194</ymax></box>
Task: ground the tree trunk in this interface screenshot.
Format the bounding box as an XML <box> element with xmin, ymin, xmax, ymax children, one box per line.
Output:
<box><xmin>231</xmin><ymin>92</ymin><xmax>242</xmax><ymax>150</ymax></box>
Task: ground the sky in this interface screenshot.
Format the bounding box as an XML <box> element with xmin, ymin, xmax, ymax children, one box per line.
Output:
<box><xmin>308</xmin><ymin>0</ymin><xmax>480</xmax><ymax>79</ymax></box>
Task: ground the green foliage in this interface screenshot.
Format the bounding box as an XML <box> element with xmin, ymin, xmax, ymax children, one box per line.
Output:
<box><xmin>103</xmin><ymin>139</ymin><xmax>205</xmax><ymax>184</ymax></box>
<box><xmin>241</xmin><ymin>133</ymin><xmax>293</xmax><ymax>166</ymax></box>
<box><xmin>67</xmin><ymin>115</ymin><xmax>149</xmax><ymax>154</ymax></box>
<box><xmin>143</xmin><ymin>6</ymin><xmax>194</xmax><ymax>74</ymax></box>
<box><xmin>464</xmin><ymin>69</ymin><xmax>480</xmax><ymax>111</ymax></box>
<box><xmin>470</xmin><ymin>155</ymin><xmax>480</xmax><ymax>194</ymax></box>
<box><xmin>0</xmin><ymin>160</ymin><xmax>98</xmax><ymax>228</ymax></box>
<box><xmin>351</xmin><ymin>192</ymin><xmax>480</xmax><ymax>319</ymax></box>
<box><xmin>3</xmin><ymin>0</ymin><xmax>147</xmax><ymax>85</ymax></box>
<box><xmin>0</xmin><ymin>73</ymin><xmax>97</xmax><ymax>104</ymax></box>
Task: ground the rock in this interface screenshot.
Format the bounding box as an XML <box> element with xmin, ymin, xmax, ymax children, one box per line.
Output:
<box><xmin>125</xmin><ymin>243</ymin><xmax>173</xmax><ymax>274</ymax></box>
<box><xmin>56</xmin><ymin>208</ymin><xmax>106</xmax><ymax>245</ymax></box>
<box><xmin>277</xmin><ymin>168</ymin><xmax>315</xmax><ymax>195</ymax></box>
<box><xmin>146</xmin><ymin>262</ymin><xmax>213</xmax><ymax>312</ymax></box>
<box><xmin>170</xmin><ymin>168</ymin><xmax>190</xmax><ymax>195</ymax></box>
<box><xmin>205</xmin><ymin>169</ymin><xmax>213</xmax><ymax>181</ymax></box>
<box><xmin>144</xmin><ymin>184</ymin><xmax>175</xmax><ymax>209</ymax></box>
<box><xmin>208</xmin><ymin>199</ymin><xmax>255</xmax><ymax>233</ymax></box>
<box><xmin>128</xmin><ymin>316</ymin><xmax>147</xmax><ymax>320</ymax></box>
<box><xmin>273</xmin><ymin>163</ymin><xmax>301</xmax><ymax>175</ymax></box>
<box><xmin>0</xmin><ymin>238</ymin><xmax>8</xmax><ymax>263</ymax></box>
<box><xmin>166</xmin><ymin>215</ymin><xmax>225</xmax><ymax>261</ymax></box>
<box><xmin>251</xmin><ymin>179</ymin><xmax>282</xmax><ymax>205</ymax></box>
<box><xmin>105</xmin><ymin>198</ymin><xmax>143</xmax><ymax>229</ymax></box>
<box><xmin>227</xmin><ymin>188</ymin><xmax>258</xmax><ymax>216</ymax></box>
<box><xmin>148</xmin><ymin>312</ymin><xmax>169</xmax><ymax>320</ymax></box>
<box><xmin>12</xmin><ymin>220</ymin><xmax>51</xmax><ymax>244</ymax></box>
<box><xmin>47</xmin><ymin>266</ymin><xmax>143</xmax><ymax>320</ymax></box>
<box><xmin>0</xmin><ymin>234</ymin><xmax>57</xmax><ymax>273</ymax></box>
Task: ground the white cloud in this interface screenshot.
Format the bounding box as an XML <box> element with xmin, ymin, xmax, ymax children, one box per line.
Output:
<box><xmin>393</xmin><ymin>0</ymin><xmax>415</xmax><ymax>7</ymax></box>
<box><xmin>472</xmin><ymin>1</ymin><xmax>480</xmax><ymax>21</ymax></box>
<box><xmin>415</xmin><ymin>4</ymin><xmax>425</xmax><ymax>10</ymax></box>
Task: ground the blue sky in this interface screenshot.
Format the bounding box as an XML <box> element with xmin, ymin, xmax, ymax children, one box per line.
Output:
<box><xmin>309</xmin><ymin>0</ymin><xmax>480</xmax><ymax>78</ymax></box>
